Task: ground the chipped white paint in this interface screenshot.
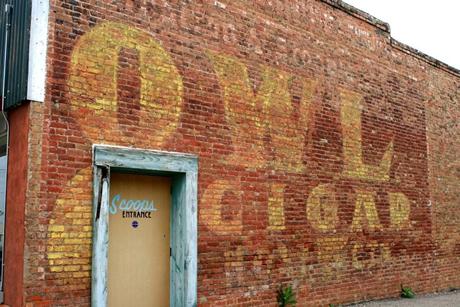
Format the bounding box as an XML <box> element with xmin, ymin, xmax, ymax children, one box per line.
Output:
<box><xmin>27</xmin><ymin>0</ymin><xmax>49</xmax><ymax>102</ymax></box>
<box><xmin>214</xmin><ymin>1</ymin><xmax>226</xmax><ymax>9</ymax></box>
<box><xmin>92</xmin><ymin>168</ymin><xmax>109</xmax><ymax>307</ymax></box>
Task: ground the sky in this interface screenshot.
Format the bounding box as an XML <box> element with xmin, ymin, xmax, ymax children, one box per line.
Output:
<box><xmin>343</xmin><ymin>0</ymin><xmax>460</xmax><ymax>70</ymax></box>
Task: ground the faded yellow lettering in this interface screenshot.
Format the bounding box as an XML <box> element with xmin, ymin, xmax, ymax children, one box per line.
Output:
<box><xmin>340</xmin><ymin>89</ymin><xmax>393</xmax><ymax>181</ymax></box>
<box><xmin>209</xmin><ymin>53</ymin><xmax>266</xmax><ymax>168</ymax></box>
<box><xmin>263</xmin><ymin>72</ymin><xmax>317</xmax><ymax>172</ymax></box>
<box><xmin>315</xmin><ymin>235</ymin><xmax>348</xmax><ymax>282</ymax></box>
<box><xmin>209</xmin><ymin>52</ymin><xmax>317</xmax><ymax>171</ymax></box>
<box><xmin>351</xmin><ymin>190</ymin><xmax>382</xmax><ymax>231</ymax></box>
<box><xmin>47</xmin><ymin>167</ymin><xmax>93</xmax><ymax>271</ymax></box>
<box><xmin>268</xmin><ymin>183</ymin><xmax>286</xmax><ymax>231</ymax></box>
<box><xmin>389</xmin><ymin>192</ymin><xmax>411</xmax><ymax>230</ymax></box>
<box><xmin>69</xmin><ymin>22</ymin><xmax>183</xmax><ymax>146</ymax></box>
<box><xmin>316</xmin><ymin>236</ymin><xmax>347</xmax><ymax>264</ymax></box>
<box><xmin>306</xmin><ymin>184</ymin><xmax>338</xmax><ymax>232</ymax></box>
<box><xmin>200</xmin><ymin>179</ymin><xmax>243</xmax><ymax>235</ymax></box>
<box><xmin>352</xmin><ymin>241</ymin><xmax>390</xmax><ymax>270</ymax></box>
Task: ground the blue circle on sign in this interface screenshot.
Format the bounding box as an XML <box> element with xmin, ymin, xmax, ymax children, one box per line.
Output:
<box><xmin>132</xmin><ymin>221</ymin><xmax>139</xmax><ymax>228</ymax></box>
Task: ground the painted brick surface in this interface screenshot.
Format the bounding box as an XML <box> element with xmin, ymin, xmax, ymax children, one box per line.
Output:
<box><xmin>21</xmin><ymin>0</ymin><xmax>459</xmax><ymax>306</ymax></box>
<box><xmin>426</xmin><ymin>69</ymin><xmax>460</xmax><ymax>291</ymax></box>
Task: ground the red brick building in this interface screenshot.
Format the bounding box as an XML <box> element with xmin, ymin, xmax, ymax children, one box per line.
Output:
<box><xmin>0</xmin><ymin>0</ymin><xmax>459</xmax><ymax>306</ymax></box>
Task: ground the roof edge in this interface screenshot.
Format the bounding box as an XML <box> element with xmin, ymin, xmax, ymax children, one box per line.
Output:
<box><xmin>391</xmin><ymin>38</ymin><xmax>460</xmax><ymax>78</ymax></box>
<box><xmin>321</xmin><ymin>0</ymin><xmax>460</xmax><ymax>78</ymax></box>
<box><xmin>320</xmin><ymin>0</ymin><xmax>391</xmax><ymax>33</ymax></box>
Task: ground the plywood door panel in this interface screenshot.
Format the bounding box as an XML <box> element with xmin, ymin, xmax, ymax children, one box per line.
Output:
<box><xmin>108</xmin><ymin>173</ymin><xmax>171</xmax><ymax>307</ymax></box>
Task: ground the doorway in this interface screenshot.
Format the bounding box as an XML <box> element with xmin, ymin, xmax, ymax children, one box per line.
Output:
<box><xmin>91</xmin><ymin>145</ymin><xmax>198</xmax><ymax>307</ymax></box>
<box><xmin>108</xmin><ymin>173</ymin><xmax>171</xmax><ymax>307</ymax></box>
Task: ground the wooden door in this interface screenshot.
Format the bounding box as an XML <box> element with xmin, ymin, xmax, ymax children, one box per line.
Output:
<box><xmin>108</xmin><ymin>173</ymin><xmax>171</xmax><ymax>307</ymax></box>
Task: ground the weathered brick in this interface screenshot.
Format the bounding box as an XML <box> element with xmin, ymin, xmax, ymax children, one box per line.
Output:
<box><xmin>17</xmin><ymin>0</ymin><xmax>460</xmax><ymax>306</ymax></box>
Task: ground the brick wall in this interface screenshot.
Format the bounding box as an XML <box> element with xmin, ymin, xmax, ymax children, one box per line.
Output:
<box><xmin>20</xmin><ymin>0</ymin><xmax>459</xmax><ymax>306</ymax></box>
<box><xmin>426</xmin><ymin>68</ymin><xmax>460</xmax><ymax>291</ymax></box>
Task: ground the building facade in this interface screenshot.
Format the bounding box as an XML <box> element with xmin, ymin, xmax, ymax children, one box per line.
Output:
<box><xmin>0</xmin><ymin>0</ymin><xmax>459</xmax><ymax>306</ymax></box>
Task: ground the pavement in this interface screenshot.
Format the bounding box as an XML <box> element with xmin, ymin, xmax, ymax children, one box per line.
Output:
<box><xmin>350</xmin><ymin>290</ymin><xmax>460</xmax><ymax>306</ymax></box>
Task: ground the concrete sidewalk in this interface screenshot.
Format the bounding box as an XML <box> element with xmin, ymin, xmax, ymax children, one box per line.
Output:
<box><xmin>351</xmin><ymin>290</ymin><xmax>460</xmax><ymax>306</ymax></box>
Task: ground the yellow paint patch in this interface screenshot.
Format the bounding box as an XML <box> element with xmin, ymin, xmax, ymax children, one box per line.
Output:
<box><xmin>389</xmin><ymin>192</ymin><xmax>411</xmax><ymax>230</ymax></box>
<box><xmin>69</xmin><ymin>22</ymin><xmax>183</xmax><ymax>147</ymax></box>
<box><xmin>351</xmin><ymin>190</ymin><xmax>382</xmax><ymax>232</ymax></box>
<box><xmin>47</xmin><ymin>167</ymin><xmax>93</xmax><ymax>271</ymax></box>
<box><xmin>316</xmin><ymin>235</ymin><xmax>348</xmax><ymax>263</ymax></box>
<box><xmin>200</xmin><ymin>179</ymin><xmax>243</xmax><ymax>235</ymax></box>
<box><xmin>268</xmin><ymin>183</ymin><xmax>285</xmax><ymax>230</ymax></box>
<box><xmin>209</xmin><ymin>52</ymin><xmax>317</xmax><ymax>171</ymax></box>
<box><xmin>340</xmin><ymin>89</ymin><xmax>393</xmax><ymax>181</ymax></box>
<box><xmin>307</xmin><ymin>184</ymin><xmax>338</xmax><ymax>232</ymax></box>
<box><xmin>209</xmin><ymin>52</ymin><xmax>266</xmax><ymax>169</ymax></box>
<box><xmin>352</xmin><ymin>241</ymin><xmax>390</xmax><ymax>270</ymax></box>
<box><xmin>264</xmin><ymin>76</ymin><xmax>317</xmax><ymax>172</ymax></box>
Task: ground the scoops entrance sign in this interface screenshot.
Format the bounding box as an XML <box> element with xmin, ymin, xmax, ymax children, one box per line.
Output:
<box><xmin>110</xmin><ymin>194</ymin><xmax>158</xmax><ymax>218</ymax></box>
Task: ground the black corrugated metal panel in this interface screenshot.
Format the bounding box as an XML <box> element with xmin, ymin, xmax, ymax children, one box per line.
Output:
<box><xmin>0</xmin><ymin>0</ymin><xmax>7</xmax><ymax>103</ymax></box>
<box><xmin>0</xmin><ymin>0</ymin><xmax>32</xmax><ymax>110</ymax></box>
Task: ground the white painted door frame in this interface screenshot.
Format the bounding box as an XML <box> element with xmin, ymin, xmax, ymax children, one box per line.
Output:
<box><xmin>91</xmin><ymin>145</ymin><xmax>198</xmax><ymax>307</ymax></box>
